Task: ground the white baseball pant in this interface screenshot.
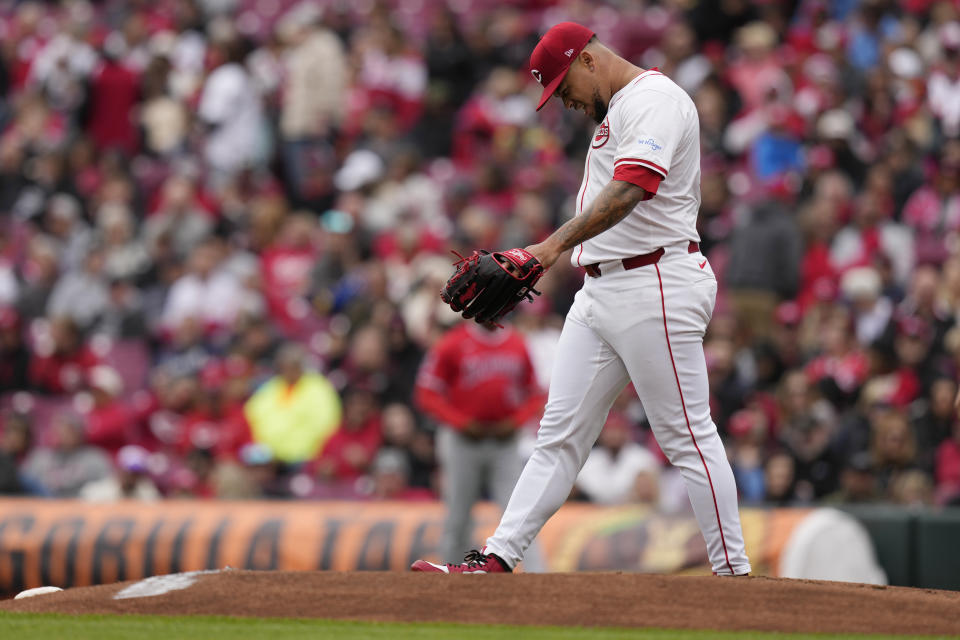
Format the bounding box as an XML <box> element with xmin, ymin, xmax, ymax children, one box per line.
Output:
<box><xmin>485</xmin><ymin>243</ymin><xmax>751</xmax><ymax>575</ymax></box>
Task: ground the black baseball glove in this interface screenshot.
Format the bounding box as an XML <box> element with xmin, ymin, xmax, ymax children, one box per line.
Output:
<box><xmin>441</xmin><ymin>248</ymin><xmax>545</xmax><ymax>325</ymax></box>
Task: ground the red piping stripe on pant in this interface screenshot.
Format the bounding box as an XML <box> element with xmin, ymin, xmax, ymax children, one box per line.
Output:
<box><xmin>655</xmin><ymin>263</ymin><xmax>734</xmax><ymax>575</ymax></box>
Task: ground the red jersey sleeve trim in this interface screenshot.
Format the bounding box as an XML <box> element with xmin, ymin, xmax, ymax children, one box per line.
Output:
<box><xmin>614</xmin><ymin>157</ymin><xmax>668</xmax><ymax>177</ymax></box>
<box><xmin>613</xmin><ymin>164</ymin><xmax>662</xmax><ymax>200</ymax></box>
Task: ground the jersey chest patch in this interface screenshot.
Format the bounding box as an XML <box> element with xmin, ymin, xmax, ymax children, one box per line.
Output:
<box><xmin>592</xmin><ymin>119</ymin><xmax>610</xmax><ymax>148</ymax></box>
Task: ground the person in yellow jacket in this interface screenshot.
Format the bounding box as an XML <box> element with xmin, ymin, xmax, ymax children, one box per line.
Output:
<box><xmin>244</xmin><ymin>343</ymin><xmax>342</xmax><ymax>464</ymax></box>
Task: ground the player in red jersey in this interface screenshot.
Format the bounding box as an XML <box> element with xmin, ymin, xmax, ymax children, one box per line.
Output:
<box><xmin>415</xmin><ymin>320</ymin><xmax>545</xmax><ymax>566</ymax></box>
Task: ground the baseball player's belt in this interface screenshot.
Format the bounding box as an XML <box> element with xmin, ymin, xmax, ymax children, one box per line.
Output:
<box><xmin>584</xmin><ymin>241</ymin><xmax>699</xmax><ymax>278</ymax></box>
<box><xmin>461</xmin><ymin>429</ymin><xmax>518</xmax><ymax>443</ymax></box>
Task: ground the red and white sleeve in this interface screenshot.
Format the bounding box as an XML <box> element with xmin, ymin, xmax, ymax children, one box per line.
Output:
<box><xmin>612</xmin><ymin>91</ymin><xmax>682</xmax><ymax>199</ymax></box>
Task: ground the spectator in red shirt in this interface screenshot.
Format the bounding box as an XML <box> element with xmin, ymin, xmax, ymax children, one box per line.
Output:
<box><xmin>901</xmin><ymin>142</ymin><xmax>960</xmax><ymax>266</ymax></box>
<box><xmin>29</xmin><ymin>315</ymin><xmax>99</xmax><ymax>394</ymax></box>
<box><xmin>83</xmin><ymin>365</ymin><xmax>135</xmax><ymax>456</ymax></box>
<box><xmin>415</xmin><ymin>320</ymin><xmax>544</xmax><ymax>564</ymax></box>
<box><xmin>356</xmin><ymin>22</ymin><xmax>426</xmax><ymax>132</ymax></box>
<box><xmin>205</xmin><ymin>355</ymin><xmax>255</xmax><ymax>460</ymax></box>
<box><xmin>805</xmin><ymin>310</ymin><xmax>871</xmax><ymax>403</ymax></box>
<box><xmin>886</xmin><ymin>317</ymin><xmax>929</xmax><ymax>405</ymax></box>
<box><xmin>86</xmin><ymin>43</ymin><xmax>140</xmax><ymax>155</ymax></box>
<box><xmin>313</xmin><ymin>387</ymin><xmax>383</xmax><ymax>484</ymax></box>
<box><xmin>260</xmin><ymin>213</ymin><xmax>319</xmax><ymax>335</ymax></box>
<box><xmin>936</xmin><ymin>418</ymin><xmax>960</xmax><ymax>505</ymax></box>
<box><xmin>830</xmin><ymin>190</ymin><xmax>914</xmax><ymax>287</ymax></box>
<box><xmin>726</xmin><ymin>22</ymin><xmax>789</xmax><ymax>114</ymax></box>
<box><xmin>178</xmin><ymin>358</ymin><xmax>253</xmax><ymax>461</ymax></box>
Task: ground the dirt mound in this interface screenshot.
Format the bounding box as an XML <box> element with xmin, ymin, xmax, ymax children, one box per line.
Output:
<box><xmin>2</xmin><ymin>570</ymin><xmax>959</xmax><ymax>635</ymax></box>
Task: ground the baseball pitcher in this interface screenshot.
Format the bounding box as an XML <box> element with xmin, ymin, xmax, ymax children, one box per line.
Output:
<box><xmin>413</xmin><ymin>22</ymin><xmax>751</xmax><ymax>576</ymax></box>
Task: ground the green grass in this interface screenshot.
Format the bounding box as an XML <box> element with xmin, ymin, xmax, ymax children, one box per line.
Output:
<box><xmin>0</xmin><ymin>612</ymin><xmax>957</xmax><ymax>640</ymax></box>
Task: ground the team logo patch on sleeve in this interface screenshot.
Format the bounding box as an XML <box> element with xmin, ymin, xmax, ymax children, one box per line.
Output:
<box><xmin>592</xmin><ymin>120</ymin><xmax>610</xmax><ymax>148</ymax></box>
<box><xmin>638</xmin><ymin>136</ymin><xmax>663</xmax><ymax>151</ymax></box>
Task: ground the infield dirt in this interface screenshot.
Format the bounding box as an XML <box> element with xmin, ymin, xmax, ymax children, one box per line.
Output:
<box><xmin>2</xmin><ymin>570</ymin><xmax>959</xmax><ymax>636</ymax></box>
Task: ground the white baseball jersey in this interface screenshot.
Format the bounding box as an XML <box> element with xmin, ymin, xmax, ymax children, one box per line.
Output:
<box><xmin>571</xmin><ymin>69</ymin><xmax>702</xmax><ymax>267</ymax></box>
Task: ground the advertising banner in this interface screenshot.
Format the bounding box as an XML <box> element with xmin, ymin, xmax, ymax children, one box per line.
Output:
<box><xmin>0</xmin><ymin>499</ymin><xmax>811</xmax><ymax>594</ymax></box>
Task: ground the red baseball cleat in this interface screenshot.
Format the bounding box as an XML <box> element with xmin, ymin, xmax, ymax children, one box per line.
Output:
<box><xmin>410</xmin><ymin>548</ymin><xmax>512</xmax><ymax>574</ymax></box>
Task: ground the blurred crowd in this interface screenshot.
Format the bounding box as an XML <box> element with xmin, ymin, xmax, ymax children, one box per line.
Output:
<box><xmin>1</xmin><ymin>0</ymin><xmax>960</xmax><ymax>511</ymax></box>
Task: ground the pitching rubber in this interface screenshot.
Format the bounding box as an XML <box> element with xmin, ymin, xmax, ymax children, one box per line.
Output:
<box><xmin>14</xmin><ymin>586</ymin><xmax>64</xmax><ymax>599</ymax></box>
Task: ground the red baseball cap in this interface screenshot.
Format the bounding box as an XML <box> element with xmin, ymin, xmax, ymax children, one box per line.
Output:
<box><xmin>529</xmin><ymin>22</ymin><xmax>595</xmax><ymax>111</ymax></box>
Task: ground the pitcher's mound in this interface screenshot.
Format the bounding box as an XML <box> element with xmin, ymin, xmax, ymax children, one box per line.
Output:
<box><xmin>3</xmin><ymin>570</ymin><xmax>960</xmax><ymax>636</ymax></box>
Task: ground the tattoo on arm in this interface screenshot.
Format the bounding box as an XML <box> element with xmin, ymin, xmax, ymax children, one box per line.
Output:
<box><xmin>551</xmin><ymin>180</ymin><xmax>647</xmax><ymax>253</ymax></box>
